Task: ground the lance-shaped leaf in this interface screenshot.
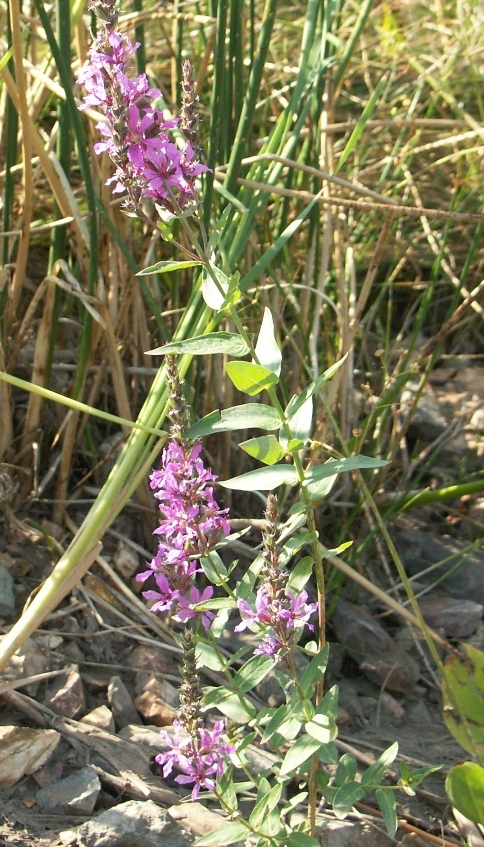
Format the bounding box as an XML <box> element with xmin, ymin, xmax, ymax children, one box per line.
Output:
<box><xmin>195</xmin><ymin>821</ymin><xmax>249</xmax><ymax>846</ymax></box>
<box><xmin>280</xmin><ymin>394</ymin><xmax>313</xmax><ymax>449</ymax></box>
<box><xmin>186</xmin><ymin>404</ymin><xmax>281</xmax><ymax>438</ymax></box>
<box><xmin>239</xmin><ymin>434</ymin><xmax>286</xmax><ymax>465</ymax></box>
<box><xmin>145</xmin><ymin>332</ymin><xmax>250</xmax><ymax>357</ymax></box>
<box><xmin>254</xmin><ymin>307</ymin><xmax>282</xmax><ymax>376</ymax></box>
<box><xmin>220</xmin><ymin>464</ymin><xmax>299</xmax><ymax>491</ymax></box>
<box><xmin>202</xmin><ymin>265</ymin><xmax>230</xmax><ymax>310</ymax></box>
<box><xmin>136</xmin><ymin>259</ymin><xmax>203</xmax><ymax>275</ymax></box>
<box><xmin>304</xmin><ymin>455</ymin><xmax>388</xmax><ymax>485</ymax></box>
<box><xmin>225</xmin><ymin>361</ymin><xmax>279</xmax><ymax>395</ymax></box>
<box><xmin>285</xmin><ymin>356</ymin><xmax>347</xmax><ymax>419</ymax></box>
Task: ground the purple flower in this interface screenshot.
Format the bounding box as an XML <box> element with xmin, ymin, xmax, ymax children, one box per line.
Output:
<box><xmin>156</xmin><ymin>719</ymin><xmax>235</xmax><ymax>800</ymax></box>
<box><xmin>236</xmin><ymin>588</ymin><xmax>318</xmax><ymax>659</ymax></box>
<box><xmin>137</xmin><ymin>439</ymin><xmax>229</xmax><ymax>626</ymax></box>
<box><xmin>77</xmin><ymin>22</ymin><xmax>209</xmax><ymax>215</ymax></box>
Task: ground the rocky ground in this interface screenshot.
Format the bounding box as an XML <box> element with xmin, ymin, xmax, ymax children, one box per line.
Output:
<box><xmin>1</xmin><ymin>364</ymin><xmax>484</xmax><ymax>847</ymax></box>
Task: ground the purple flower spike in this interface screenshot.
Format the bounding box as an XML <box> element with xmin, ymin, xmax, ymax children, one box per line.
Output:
<box><xmin>157</xmin><ymin>719</ymin><xmax>235</xmax><ymax>800</ymax></box>
<box><xmin>77</xmin><ymin>21</ymin><xmax>209</xmax><ymax>216</ymax></box>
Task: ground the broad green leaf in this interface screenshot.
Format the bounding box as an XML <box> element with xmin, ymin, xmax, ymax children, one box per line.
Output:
<box><xmin>304</xmin><ymin>455</ymin><xmax>388</xmax><ymax>485</ymax></box>
<box><xmin>445</xmin><ymin>762</ymin><xmax>484</xmax><ymax>825</ymax></box>
<box><xmin>286</xmin><ymin>556</ymin><xmax>314</xmax><ymax>594</ymax></box>
<box><xmin>254</xmin><ymin>308</ymin><xmax>282</xmax><ymax>376</ymax></box>
<box><xmin>300</xmin><ymin>644</ymin><xmax>329</xmax><ymax>697</ymax></box>
<box><xmin>232</xmin><ymin>655</ymin><xmax>274</xmax><ymax>693</ymax></box>
<box><xmin>280</xmin><ymin>395</ymin><xmax>313</xmax><ymax>449</ymax></box>
<box><xmin>376</xmin><ymin>788</ymin><xmax>398</xmax><ymax>837</ymax></box>
<box><xmin>195</xmin><ymin>641</ymin><xmax>225</xmax><ymax>672</ymax></box>
<box><xmin>314</xmin><ymin>685</ymin><xmax>339</xmax><ymax>723</ymax></box>
<box><xmin>186</xmin><ymin>404</ymin><xmax>281</xmax><ymax>439</ymax></box>
<box><xmin>202</xmin><ymin>265</ymin><xmax>230</xmax><ymax>310</ymax></box>
<box><xmin>280</xmin><ymin>734</ymin><xmax>323</xmax><ymax>775</ymax></box>
<box><xmin>332</xmin><ymin>781</ymin><xmax>365</xmax><ymax>818</ymax></box>
<box><xmin>361</xmin><ymin>742</ymin><xmax>399</xmax><ymax>787</ymax></box>
<box><xmin>285</xmin><ymin>357</ymin><xmax>348</xmax><ymax>419</ymax></box>
<box><xmin>145</xmin><ymin>332</ymin><xmax>250</xmax><ymax>357</ymax></box>
<box><xmin>200</xmin><ymin>551</ymin><xmax>228</xmax><ymax>586</ymax></box>
<box><xmin>286</xmin><ymin>834</ymin><xmax>321</xmax><ymax>847</ymax></box>
<box><xmin>333</xmin><ymin>753</ymin><xmax>358</xmax><ymax>788</ymax></box>
<box><xmin>221</xmin><ymin>464</ymin><xmax>299</xmax><ymax>491</ymax></box>
<box><xmin>239</xmin><ymin>435</ymin><xmax>286</xmax><ymax>465</ymax></box>
<box><xmin>249</xmin><ymin>782</ymin><xmax>283</xmax><ymax>829</ymax></box>
<box><xmin>203</xmin><ymin>688</ymin><xmax>256</xmax><ymax>722</ymax></box>
<box><xmin>225</xmin><ymin>361</ymin><xmax>279</xmax><ymax>396</ymax></box>
<box><xmin>442</xmin><ymin>643</ymin><xmax>484</xmax><ymax>759</ymax></box>
<box><xmin>136</xmin><ymin>259</ymin><xmax>203</xmax><ymax>275</ymax></box>
<box><xmin>306</xmin><ymin>472</ymin><xmax>338</xmax><ymax>501</ymax></box>
<box><xmin>195</xmin><ymin>820</ymin><xmax>248</xmax><ymax>846</ymax></box>
<box><xmin>305</xmin><ymin>714</ymin><xmax>337</xmax><ymax>745</ymax></box>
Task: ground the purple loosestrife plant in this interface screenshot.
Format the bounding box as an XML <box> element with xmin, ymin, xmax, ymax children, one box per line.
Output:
<box><xmin>77</xmin><ymin>4</ymin><xmax>439</xmax><ymax>841</ymax></box>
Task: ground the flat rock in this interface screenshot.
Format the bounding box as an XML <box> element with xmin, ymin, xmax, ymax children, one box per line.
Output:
<box><xmin>0</xmin><ymin>564</ymin><xmax>15</xmax><ymax>616</ymax></box>
<box><xmin>418</xmin><ymin>593</ymin><xmax>483</xmax><ymax>638</ymax></box>
<box><xmin>401</xmin><ymin>380</ymin><xmax>450</xmax><ymax>441</ymax></box>
<box><xmin>0</xmin><ymin>635</ymin><xmax>48</xmax><ymax>695</ymax></box>
<box><xmin>36</xmin><ymin>766</ymin><xmax>101</xmax><ymax>815</ymax></box>
<box><xmin>393</xmin><ymin>520</ymin><xmax>484</xmax><ymax>604</ymax></box>
<box><xmin>60</xmin><ymin>799</ymin><xmax>194</xmax><ymax>847</ymax></box>
<box><xmin>126</xmin><ymin>645</ymin><xmax>176</xmax><ymax>676</ymax></box>
<box><xmin>134</xmin><ymin>675</ymin><xmax>178</xmax><ymax>727</ymax></box>
<box><xmin>44</xmin><ymin>666</ymin><xmax>86</xmax><ymax>718</ymax></box>
<box><xmin>81</xmin><ymin>705</ymin><xmax>115</xmax><ymax>733</ymax></box>
<box><xmin>107</xmin><ymin>675</ymin><xmax>140</xmax><ymax>728</ymax></box>
<box><xmin>0</xmin><ymin>726</ymin><xmax>60</xmax><ymax>787</ymax></box>
<box><xmin>332</xmin><ymin>599</ymin><xmax>420</xmax><ymax>694</ymax></box>
<box><xmin>319</xmin><ymin>820</ymin><xmax>394</xmax><ymax>847</ymax></box>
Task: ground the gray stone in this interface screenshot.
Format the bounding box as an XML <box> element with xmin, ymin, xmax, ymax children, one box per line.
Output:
<box><xmin>401</xmin><ymin>380</ymin><xmax>449</xmax><ymax>441</ymax></box>
<box><xmin>36</xmin><ymin>766</ymin><xmax>101</xmax><ymax>815</ymax></box>
<box><xmin>107</xmin><ymin>675</ymin><xmax>140</xmax><ymax>729</ymax></box>
<box><xmin>319</xmin><ymin>820</ymin><xmax>394</xmax><ymax>847</ymax></box>
<box><xmin>418</xmin><ymin>593</ymin><xmax>483</xmax><ymax>638</ymax></box>
<box><xmin>0</xmin><ymin>564</ymin><xmax>15</xmax><ymax>617</ymax></box>
<box><xmin>332</xmin><ymin>599</ymin><xmax>420</xmax><ymax>694</ymax></box>
<box><xmin>60</xmin><ymin>799</ymin><xmax>194</xmax><ymax>847</ymax></box>
<box><xmin>393</xmin><ymin>521</ymin><xmax>484</xmax><ymax>604</ymax></box>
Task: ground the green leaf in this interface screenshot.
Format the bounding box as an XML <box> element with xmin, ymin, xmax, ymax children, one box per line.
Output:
<box><xmin>286</xmin><ymin>557</ymin><xmax>314</xmax><ymax>594</ymax></box>
<box><xmin>145</xmin><ymin>332</ymin><xmax>250</xmax><ymax>357</ymax></box>
<box><xmin>445</xmin><ymin>762</ymin><xmax>484</xmax><ymax>825</ymax></box>
<box><xmin>361</xmin><ymin>742</ymin><xmax>399</xmax><ymax>787</ymax></box>
<box><xmin>136</xmin><ymin>259</ymin><xmax>203</xmax><ymax>276</ymax></box>
<box><xmin>376</xmin><ymin>789</ymin><xmax>398</xmax><ymax>837</ymax></box>
<box><xmin>280</xmin><ymin>394</ymin><xmax>313</xmax><ymax>449</ymax></box>
<box><xmin>305</xmin><ymin>455</ymin><xmax>388</xmax><ymax>485</ymax></box>
<box><xmin>195</xmin><ymin>820</ymin><xmax>248</xmax><ymax>846</ymax></box>
<box><xmin>305</xmin><ymin>713</ymin><xmax>338</xmax><ymax>745</ymax></box>
<box><xmin>286</xmin><ymin>833</ymin><xmax>321</xmax><ymax>847</ymax></box>
<box><xmin>218</xmin><ymin>767</ymin><xmax>238</xmax><ymax>814</ymax></box>
<box><xmin>306</xmin><ymin>471</ymin><xmax>338</xmax><ymax>501</ymax></box>
<box><xmin>280</xmin><ymin>734</ymin><xmax>323</xmax><ymax>776</ymax></box>
<box><xmin>254</xmin><ymin>308</ymin><xmax>282</xmax><ymax>376</ymax></box>
<box><xmin>186</xmin><ymin>404</ymin><xmax>281</xmax><ymax>439</ymax></box>
<box><xmin>195</xmin><ymin>641</ymin><xmax>225</xmax><ymax>672</ymax></box>
<box><xmin>203</xmin><ymin>688</ymin><xmax>256</xmax><ymax>722</ymax></box>
<box><xmin>300</xmin><ymin>644</ymin><xmax>330</xmax><ymax>697</ymax></box>
<box><xmin>221</xmin><ymin>464</ymin><xmax>299</xmax><ymax>491</ymax></box>
<box><xmin>332</xmin><ymin>781</ymin><xmax>366</xmax><ymax>818</ymax></box>
<box><xmin>202</xmin><ymin>265</ymin><xmax>230</xmax><ymax>310</ymax></box>
<box><xmin>199</xmin><ymin>551</ymin><xmax>229</xmax><ymax>586</ymax></box>
<box><xmin>442</xmin><ymin>642</ymin><xmax>484</xmax><ymax>759</ymax></box>
<box><xmin>249</xmin><ymin>781</ymin><xmax>283</xmax><ymax>829</ymax></box>
<box><xmin>232</xmin><ymin>655</ymin><xmax>274</xmax><ymax>693</ymax></box>
<box><xmin>239</xmin><ymin>435</ymin><xmax>286</xmax><ymax>465</ymax></box>
<box><xmin>284</xmin><ymin>357</ymin><xmax>348</xmax><ymax>419</ymax></box>
<box><xmin>333</xmin><ymin>753</ymin><xmax>358</xmax><ymax>788</ymax></box>
<box><xmin>225</xmin><ymin>361</ymin><xmax>279</xmax><ymax>396</ymax></box>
